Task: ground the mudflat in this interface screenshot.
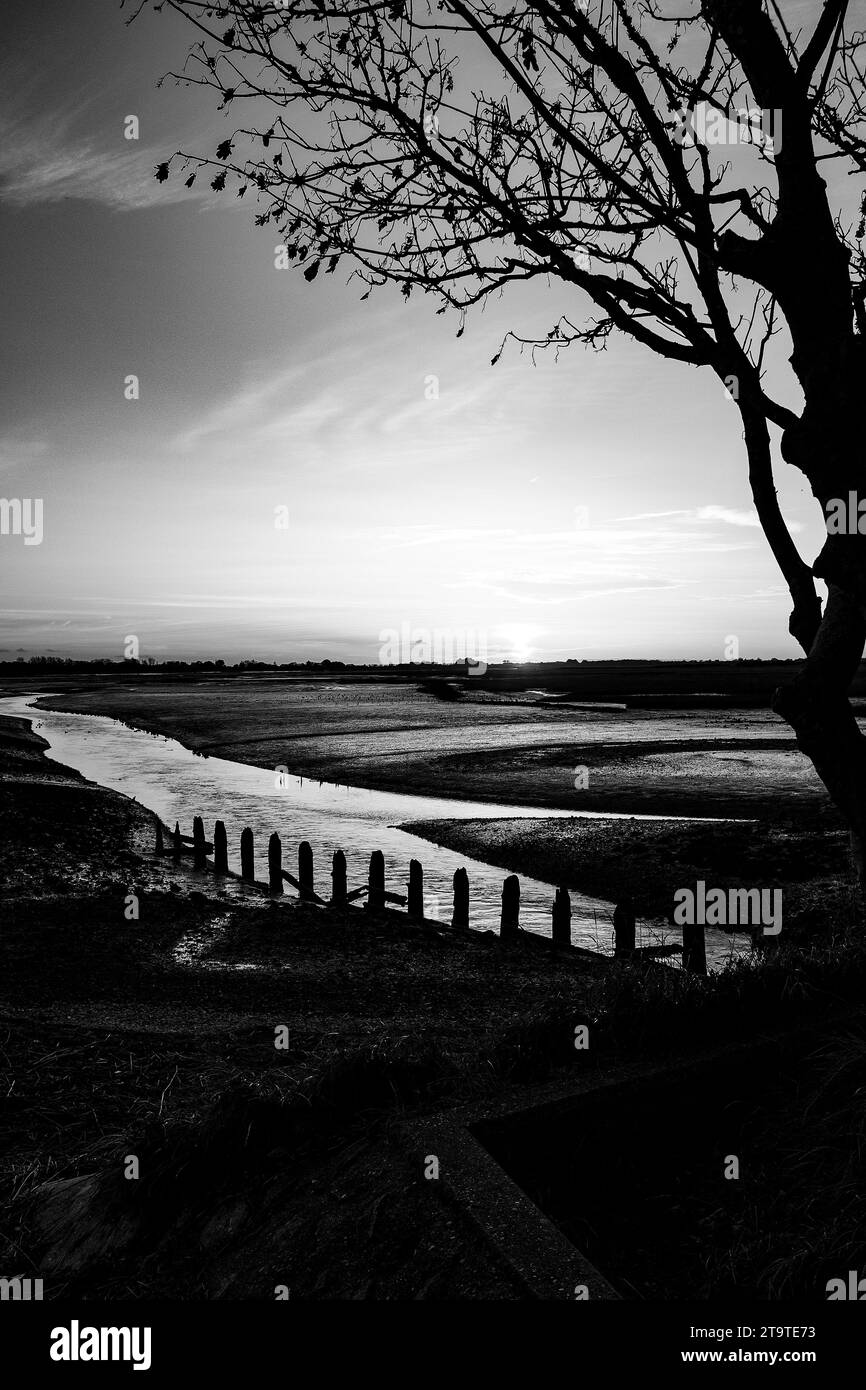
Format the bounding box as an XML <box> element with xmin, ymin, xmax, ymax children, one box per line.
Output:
<box><xmin>26</xmin><ymin>675</ymin><xmax>833</xmax><ymax>818</ymax></box>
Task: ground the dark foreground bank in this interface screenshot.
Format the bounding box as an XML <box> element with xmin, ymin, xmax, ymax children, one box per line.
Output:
<box><xmin>1</xmin><ymin>713</ymin><xmax>865</xmax><ymax>1300</ymax></box>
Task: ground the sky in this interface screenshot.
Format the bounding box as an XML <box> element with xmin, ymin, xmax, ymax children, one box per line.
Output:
<box><xmin>0</xmin><ymin>0</ymin><xmax>845</xmax><ymax>664</ymax></box>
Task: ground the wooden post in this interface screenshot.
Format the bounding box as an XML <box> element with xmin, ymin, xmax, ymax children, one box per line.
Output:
<box><xmin>552</xmin><ymin>886</ymin><xmax>571</xmax><ymax>947</ymax></box>
<box><xmin>154</xmin><ymin>821</ymin><xmax>164</xmax><ymax>855</ymax></box>
<box><xmin>682</xmin><ymin>921</ymin><xmax>707</xmax><ymax>977</ymax></box>
<box><xmin>268</xmin><ymin>833</ymin><xmax>283</xmax><ymax>894</ymax></box>
<box><xmin>367</xmin><ymin>850</ymin><xmax>385</xmax><ymax>911</ymax></box>
<box><xmin>298</xmin><ymin>841</ymin><xmax>314</xmax><ymax>899</ymax></box>
<box><xmin>172</xmin><ymin>821</ymin><xmax>182</xmax><ymax>860</ymax></box>
<box><xmin>500</xmin><ymin>875</ymin><xmax>520</xmax><ymax>938</ymax></box>
<box><xmin>213</xmin><ymin>820</ymin><xmax>228</xmax><ymax>874</ymax></box>
<box><xmin>193</xmin><ymin>816</ymin><xmax>207</xmax><ymax>869</ymax></box>
<box><xmin>331</xmin><ymin>850</ymin><xmax>347</xmax><ymax>906</ymax></box>
<box><xmin>452</xmin><ymin>867</ymin><xmax>469</xmax><ymax>929</ymax></box>
<box><xmin>407</xmin><ymin>859</ymin><xmax>424</xmax><ymax>917</ymax></box>
<box><xmin>613</xmin><ymin>901</ymin><xmax>636</xmax><ymax>958</ymax></box>
<box><xmin>240</xmin><ymin>827</ymin><xmax>254</xmax><ymax>882</ymax></box>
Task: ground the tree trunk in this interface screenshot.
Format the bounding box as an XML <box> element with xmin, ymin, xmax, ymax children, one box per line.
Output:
<box><xmin>773</xmin><ymin>584</ymin><xmax>866</xmax><ymax>892</ymax></box>
<box><xmin>766</xmin><ymin>342</ymin><xmax>866</xmax><ymax>898</ymax></box>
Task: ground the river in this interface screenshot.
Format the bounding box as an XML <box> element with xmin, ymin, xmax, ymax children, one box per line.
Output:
<box><xmin>2</xmin><ymin>693</ymin><xmax>745</xmax><ymax>969</ymax></box>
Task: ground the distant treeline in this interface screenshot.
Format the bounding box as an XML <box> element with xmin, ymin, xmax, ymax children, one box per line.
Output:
<box><xmin>0</xmin><ymin>656</ymin><xmax>332</xmax><ymax>672</ymax></box>
<box><xmin>6</xmin><ymin>654</ymin><xmax>866</xmax><ymax>706</ymax></box>
<box><xmin>0</xmin><ymin>654</ymin><xmax>808</xmax><ymax>675</ymax></box>
<box><xmin>6</xmin><ymin>654</ymin><xmax>866</xmax><ymax>708</ymax></box>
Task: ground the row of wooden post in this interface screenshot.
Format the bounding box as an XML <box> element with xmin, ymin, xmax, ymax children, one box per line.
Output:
<box><xmin>155</xmin><ymin>818</ymin><xmax>706</xmax><ymax>972</ymax></box>
<box><xmin>157</xmin><ymin>818</ymin><xmax>543</xmax><ymax>936</ymax></box>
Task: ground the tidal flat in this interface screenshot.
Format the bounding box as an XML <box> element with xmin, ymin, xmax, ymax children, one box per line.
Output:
<box><xmin>22</xmin><ymin>674</ymin><xmax>850</xmax><ymax>941</ymax></box>
<box><xmin>26</xmin><ymin>672</ymin><xmax>834</xmax><ymax>819</ymax></box>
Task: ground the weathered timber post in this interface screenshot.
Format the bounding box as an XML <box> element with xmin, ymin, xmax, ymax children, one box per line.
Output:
<box><xmin>172</xmin><ymin>821</ymin><xmax>182</xmax><ymax>860</ymax></box>
<box><xmin>155</xmin><ymin>821</ymin><xmax>164</xmax><ymax>855</ymax></box>
<box><xmin>682</xmin><ymin>921</ymin><xmax>707</xmax><ymax>977</ymax></box>
<box><xmin>367</xmin><ymin>850</ymin><xmax>385</xmax><ymax>911</ymax></box>
<box><xmin>331</xmin><ymin>850</ymin><xmax>347</xmax><ymax>906</ymax></box>
<box><xmin>213</xmin><ymin>820</ymin><xmax>228</xmax><ymax>874</ymax></box>
<box><xmin>240</xmin><ymin>827</ymin><xmax>255</xmax><ymax>883</ymax></box>
<box><xmin>500</xmin><ymin>875</ymin><xmax>520</xmax><ymax>938</ymax></box>
<box><xmin>552</xmin><ymin>886</ymin><xmax>571</xmax><ymax>947</ymax></box>
<box><xmin>268</xmin><ymin>833</ymin><xmax>283</xmax><ymax>895</ymax></box>
<box><xmin>613</xmin><ymin>900</ymin><xmax>636</xmax><ymax>958</ymax></box>
<box><xmin>193</xmin><ymin>816</ymin><xmax>207</xmax><ymax>869</ymax></box>
<box><xmin>452</xmin><ymin>868</ymin><xmax>469</xmax><ymax>930</ymax></box>
<box><xmin>407</xmin><ymin>859</ymin><xmax>424</xmax><ymax>917</ymax></box>
<box><xmin>298</xmin><ymin>841</ymin><xmax>314</xmax><ymax>899</ymax></box>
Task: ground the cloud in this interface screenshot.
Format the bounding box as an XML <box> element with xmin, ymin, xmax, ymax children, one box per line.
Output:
<box><xmin>467</xmin><ymin>578</ymin><xmax>688</xmax><ymax>606</ymax></box>
<box><xmin>169</xmin><ymin>344</ymin><xmax>520</xmax><ymax>469</ymax></box>
<box><xmin>449</xmin><ymin>524</ymin><xmax>751</xmax><ymax>561</ymax></box>
<box><xmin>378</xmin><ymin>376</ymin><xmax>504</xmax><ymax>436</ymax></box>
<box><xmin>615</xmin><ymin>505</ymin><xmax>804</xmax><ymax>535</ymax></box>
<box><xmin>697</xmin><ymin>583</ymin><xmax>795</xmax><ymax>604</ymax></box>
<box><xmin>0</xmin><ymin>97</ymin><xmax>200</xmax><ymax>211</ymax></box>
<box><xmin>697</xmin><ymin>505</ymin><xmax>804</xmax><ymax>535</ymax></box>
<box><xmin>613</xmin><ymin>509</ymin><xmax>691</xmax><ymax>522</ymax></box>
<box><xmin>170</xmin><ymin>364</ymin><xmax>311</xmax><ymax>453</ymax></box>
<box><xmin>696</xmin><ymin>505</ymin><xmax>761</xmax><ymax>527</ymax></box>
<box><xmin>0</xmin><ymin>133</ymin><xmax>159</xmax><ymax>212</ymax></box>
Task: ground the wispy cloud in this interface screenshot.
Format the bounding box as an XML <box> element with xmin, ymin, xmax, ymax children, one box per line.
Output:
<box><xmin>697</xmin><ymin>583</ymin><xmax>795</xmax><ymax>604</ymax></box>
<box><xmin>170</xmin><ymin>364</ymin><xmax>313</xmax><ymax>453</ymax></box>
<box><xmin>615</xmin><ymin>504</ymin><xmax>804</xmax><ymax>534</ymax></box>
<box><xmin>0</xmin><ymin>95</ymin><xmax>197</xmax><ymax>211</ymax></box>
<box><xmin>696</xmin><ymin>505</ymin><xmax>761</xmax><ymax>528</ymax></box>
<box><xmin>169</xmin><ymin>346</ymin><xmax>520</xmax><ymax>469</ymax></box>
<box><xmin>466</xmin><ymin>578</ymin><xmax>688</xmax><ymax>606</ymax></box>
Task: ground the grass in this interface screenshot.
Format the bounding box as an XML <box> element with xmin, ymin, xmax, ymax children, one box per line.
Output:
<box><xmin>6</xmin><ymin>933</ymin><xmax>866</xmax><ymax>1298</ymax></box>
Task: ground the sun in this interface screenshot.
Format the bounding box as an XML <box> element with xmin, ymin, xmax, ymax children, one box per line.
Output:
<box><xmin>498</xmin><ymin>625</ymin><xmax>536</xmax><ymax>664</ymax></box>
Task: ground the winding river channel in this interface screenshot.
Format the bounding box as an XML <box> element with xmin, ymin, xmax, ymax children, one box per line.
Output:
<box><xmin>3</xmin><ymin>692</ymin><xmax>745</xmax><ymax>969</ymax></box>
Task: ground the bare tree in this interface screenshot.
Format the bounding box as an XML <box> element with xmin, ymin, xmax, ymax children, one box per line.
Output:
<box><xmin>137</xmin><ymin>0</ymin><xmax>866</xmax><ymax>885</ymax></box>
